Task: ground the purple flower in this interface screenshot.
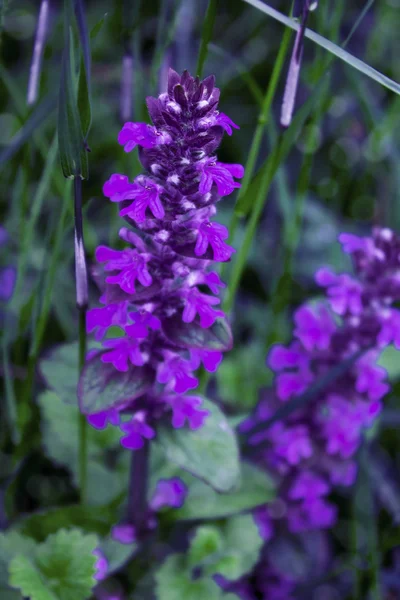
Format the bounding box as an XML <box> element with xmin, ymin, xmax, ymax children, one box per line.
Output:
<box><xmin>87</xmin><ymin>408</ymin><xmax>120</xmax><ymax>429</ymax></box>
<box><xmin>168</xmin><ymin>395</ymin><xmax>209</xmax><ymax>429</ymax></box>
<box><xmin>196</xmin><ymin>158</ymin><xmax>244</xmax><ymax>196</ymax></box>
<box><xmin>119</xmin><ymin>177</ymin><xmax>165</xmax><ymax>223</ymax></box>
<box><xmin>195</xmin><ymin>221</ymin><xmax>235</xmax><ymax>262</ymax></box>
<box><xmin>101</xmin><ymin>334</ymin><xmax>144</xmax><ymax>371</ymax></box>
<box><xmin>0</xmin><ymin>266</ymin><xmax>16</xmax><ymax>302</ymax></box>
<box><xmin>103</xmin><ymin>174</ymin><xmax>139</xmax><ymax>202</ymax></box>
<box><xmin>157</xmin><ymin>352</ymin><xmax>198</xmax><ymax>393</ymax></box>
<box><xmin>189</xmin><ymin>349</ymin><xmax>223</xmax><ymax>372</ymax></box>
<box><xmin>182</xmin><ymin>288</ymin><xmax>224</xmax><ymax>328</ymax></box>
<box><xmin>112</xmin><ymin>524</ymin><xmax>136</xmax><ymax>544</ymax></box>
<box><xmin>86</xmin><ymin>302</ymin><xmax>129</xmax><ymax>340</ymax></box>
<box><xmin>96</xmin><ymin>246</ymin><xmax>152</xmax><ymax>295</ymax></box>
<box><xmin>120</xmin><ymin>413</ymin><xmax>155</xmax><ymax>449</ymax></box>
<box><xmin>118</xmin><ymin>122</ymin><xmax>172</xmax><ymax>152</ymax></box>
<box><xmin>93</xmin><ymin>549</ymin><xmax>108</xmax><ymax>581</ymax></box>
<box><xmin>150</xmin><ymin>478</ymin><xmax>187</xmax><ymax>510</ymax></box>
<box><xmin>83</xmin><ymin>70</ymin><xmax>242</xmax><ymax>449</ymax></box>
<box><xmin>294</xmin><ymin>304</ymin><xmax>336</xmax><ymax>351</ymax></box>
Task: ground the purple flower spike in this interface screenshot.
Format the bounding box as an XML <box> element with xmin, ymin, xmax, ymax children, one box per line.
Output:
<box><xmin>235</xmin><ymin>227</ymin><xmax>400</xmax><ymax>598</ymax></box>
<box><xmin>84</xmin><ymin>70</ymin><xmax>242</xmax><ymax>447</ymax></box>
<box><xmin>150</xmin><ymin>478</ymin><xmax>187</xmax><ymax>510</ymax></box>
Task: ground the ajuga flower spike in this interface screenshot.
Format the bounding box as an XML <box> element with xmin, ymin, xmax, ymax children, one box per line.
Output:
<box><xmin>78</xmin><ymin>69</ymin><xmax>243</xmax><ymax>449</ymax></box>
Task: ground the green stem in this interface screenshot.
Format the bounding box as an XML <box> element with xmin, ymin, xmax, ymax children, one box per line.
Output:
<box><xmin>223</xmin><ymin>137</ymin><xmax>282</xmax><ymax>313</ymax></box>
<box><xmin>78</xmin><ymin>309</ymin><xmax>88</xmax><ymax>505</ymax></box>
<box><xmin>225</xmin><ymin>21</ymin><xmax>292</xmax><ymax>247</ymax></box>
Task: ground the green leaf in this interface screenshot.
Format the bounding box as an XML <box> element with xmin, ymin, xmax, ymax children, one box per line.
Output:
<box><xmin>9</xmin><ymin>529</ymin><xmax>98</xmax><ymax>600</ymax></box>
<box><xmin>58</xmin><ymin>2</ymin><xmax>88</xmax><ymax>179</ymax></box>
<box><xmin>158</xmin><ymin>399</ymin><xmax>240</xmax><ymax>492</ymax></box>
<box><xmin>188</xmin><ymin>527</ymin><xmax>223</xmax><ymax>567</ymax></box>
<box><xmin>78</xmin><ymin>353</ymin><xmax>154</xmax><ymax>415</ymax></box>
<box><xmin>75</xmin><ymin>0</ymin><xmax>91</xmax><ymax>139</ymax></box>
<box><xmin>155</xmin><ymin>555</ymin><xmax>223</xmax><ymax>600</ymax></box>
<box><xmin>174</xmin><ymin>462</ymin><xmax>275</xmax><ymax>521</ymax></box>
<box><xmin>16</xmin><ymin>505</ymin><xmax>116</xmax><ymax>542</ymax></box>
<box><xmin>216</xmin><ymin>343</ymin><xmax>273</xmax><ymax>410</ymax></box>
<box><xmin>378</xmin><ymin>345</ymin><xmax>400</xmax><ymax>381</ymax></box>
<box><xmin>196</xmin><ymin>0</ymin><xmax>217</xmax><ymax>78</ymax></box>
<box><xmin>162</xmin><ymin>316</ymin><xmax>233</xmax><ymax>351</ymax></box>
<box><xmin>243</xmin><ymin>0</ymin><xmax>400</xmax><ymax>96</ymax></box>
<box><xmin>212</xmin><ymin>515</ymin><xmax>263</xmax><ymax>581</ymax></box>
<box><xmin>39</xmin><ymin>343</ymin><xmax>80</xmax><ymax>405</ymax></box>
<box><xmin>9</xmin><ymin>556</ymin><xmax>56</xmax><ymax>600</ymax></box>
<box><xmin>38</xmin><ymin>391</ymin><xmax>126</xmax><ymax>505</ymax></box>
<box><xmin>0</xmin><ymin>532</ymin><xmax>37</xmax><ymax>587</ymax></box>
<box><xmin>0</xmin><ymin>94</ymin><xmax>57</xmax><ymax>166</ymax></box>
<box><xmin>97</xmin><ymin>536</ymin><xmax>137</xmax><ymax>575</ymax></box>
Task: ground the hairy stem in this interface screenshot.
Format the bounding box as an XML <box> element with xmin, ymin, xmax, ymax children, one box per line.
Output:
<box><xmin>128</xmin><ymin>440</ymin><xmax>150</xmax><ymax>535</ymax></box>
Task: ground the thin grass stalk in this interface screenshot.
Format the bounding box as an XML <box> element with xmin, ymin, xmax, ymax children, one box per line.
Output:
<box><xmin>27</xmin><ymin>0</ymin><xmax>49</xmax><ymax>106</ymax></box>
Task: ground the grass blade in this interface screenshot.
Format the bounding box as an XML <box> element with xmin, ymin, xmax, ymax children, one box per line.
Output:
<box><xmin>0</xmin><ymin>93</ymin><xmax>57</xmax><ymax>166</ymax></box>
<box><xmin>75</xmin><ymin>0</ymin><xmax>92</xmax><ymax>139</ymax></box>
<box><xmin>58</xmin><ymin>0</ymin><xmax>88</xmax><ymax>179</ymax></box>
<box><xmin>242</xmin><ymin>0</ymin><xmax>400</xmax><ymax>96</ymax></box>
<box><xmin>196</xmin><ymin>0</ymin><xmax>218</xmax><ymax>78</ymax></box>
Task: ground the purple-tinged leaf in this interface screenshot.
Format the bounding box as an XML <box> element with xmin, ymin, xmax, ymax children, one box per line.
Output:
<box><xmin>78</xmin><ymin>352</ymin><xmax>154</xmax><ymax>415</ymax></box>
<box><xmin>162</xmin><ymin>315</ymin><xmax>233</xmax><ymax>351</ymax></box>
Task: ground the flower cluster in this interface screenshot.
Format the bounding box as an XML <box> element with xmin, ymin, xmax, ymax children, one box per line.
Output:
<box><xmin>82</xmin><ymin>70</ymin><xmax>243</xmax><ymax>447</ymax></box>
<box><xmin>237</xmin><ymin>227</ymin><xmax>399</xmax><ymax>598</ymax></box>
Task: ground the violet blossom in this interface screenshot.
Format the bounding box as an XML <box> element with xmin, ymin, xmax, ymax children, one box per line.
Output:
<box><xmin>236</xmin><ymin>227</ymin><xmax>398</xmax><ymax>599</ymax></box>
<box><xmin>81</xmin><ymin>70</ymin><xmax>242</xmax><ymax>448</ymax></box>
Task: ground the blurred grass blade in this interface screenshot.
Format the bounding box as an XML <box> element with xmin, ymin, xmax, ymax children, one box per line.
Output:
<box><xmin>13</xmin><ymin>134</ymin><xmax>59</xmax><ymax>308</ymax></box>
<box><xmin>27</xmin><ymin>0</ymin><xmax>49</xmax><ymax>106</ymax></box>
<box><xmin>58</xmin><ymin>0</ymin><xmax>88</xmax><ymax>179</ymax></box>
<box><xmin>2</xmin><ymin>336</ymin><xmax>20</xmax><ymax>445</ymax></box>
<box><xmin>29</xmin><ymin>181</ymin><xmax>72</xmax><ymax>359</ymax></box>
<box><xmin>234</xmin><ymin>79</ymin><xmax>324</xmax><ymax>218</ymax></box>
<box><xmin>75</xmin><ymin>0</ymin><xmax>92</xmax><ymax>140</ymax></box>
<box><xmin>242</xmin><ymin>0</ymin><xmax>400</xmax><ymax>96</ymax></box>
<box><xmin>196</xmin><ymin>0</ymin><xmax>217</xmax><ymax>78</ymax></box>
<box><xmin>245</xmin><ymin>347</ymin><xmax>367</xmax><ymax>440</ymax></box>
<box><xmin>0</xmin><ymin>93</ymin><xmax>57</xmax><ymax>166</ymax></box>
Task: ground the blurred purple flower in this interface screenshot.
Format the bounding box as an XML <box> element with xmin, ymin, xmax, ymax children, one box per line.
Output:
<box><xmin>93</xmin><ymin>549</ymin><xmax>108</xmax><ymax>581</ymax></box>
<box><xmin>238</xmin><ymin>227</ymin><xmax>399</xmax><ymax>598</ymax></box>
<box><xmin>150</xmin><ymin>477</ymin><xmax>187</xmax><ymax>510</ymax></box>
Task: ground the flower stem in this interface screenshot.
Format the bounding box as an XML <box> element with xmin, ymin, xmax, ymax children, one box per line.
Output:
<box><xmin>128</xmin><ymin>440</ymin><xmax>150</xmax><ymax>535</ymax></box>
<box><xmin>78</xmin><ymin>309</ymin><xmax>88</xmax><ymax>505</ymax></box>
<box><xmin>74</xmin><ymin>177</ymin><xmax>89</xmax><ymax>505</ymax></box>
